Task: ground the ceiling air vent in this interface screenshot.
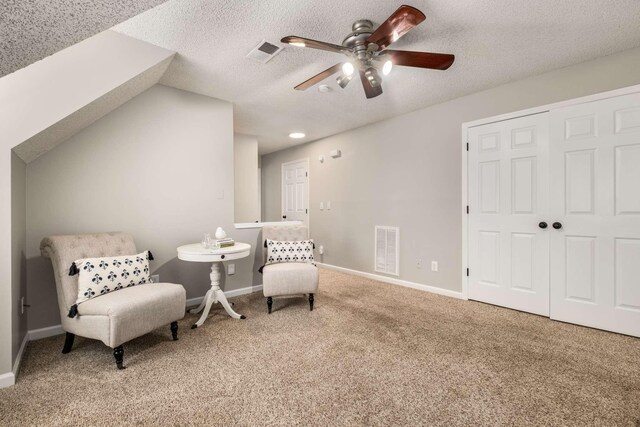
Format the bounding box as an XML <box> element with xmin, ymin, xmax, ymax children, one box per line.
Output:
<box><xmin>246</xmin><ymin>40</ymin><xmax>283</xmax><ymax>64</ymax></box>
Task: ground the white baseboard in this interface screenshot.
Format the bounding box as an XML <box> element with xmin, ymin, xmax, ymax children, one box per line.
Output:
<box><xmin>316</xmin><ymin>262</ymin><xmax>465</xmax><ymax>300</ymax></box>
<box><xmin>0</xmin><ymin>372</ymin><xmax>14</xmax><ymax>389</ymax></box>
<box><xmin>0</xmin><ymin>333</ymin><xmax>29</xmax><ymax>388</ymax></box>
<box><xmin>13</xmin><ymin>334</ymin><xmax>29</xmax><ymax>377</ymax></box>
<box><xmin>28</xmin><ymin>324</ymin><xmax>65</xmax><ymax>341</ymax></box>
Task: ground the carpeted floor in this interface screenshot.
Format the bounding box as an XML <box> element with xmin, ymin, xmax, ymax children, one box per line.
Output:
<box><xmin>1</xmin><ymin>268</ymin><xmax>639</xmax><ymax>426</ymax></box>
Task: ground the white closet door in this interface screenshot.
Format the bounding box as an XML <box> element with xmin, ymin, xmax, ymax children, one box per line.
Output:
<box><xmin>550</xmin><ymin>93</ymin><xmax>640</xmax><ymax>337</ymax></box>
<box><xmin>468</xmin><ymin>113</ymin><xmax>550</xmax><ymax>316</ymax></box>
<box><xmin>281</xmin><ymin>159</ymin><xmax>309</xmax><ymax>226</ymax></box>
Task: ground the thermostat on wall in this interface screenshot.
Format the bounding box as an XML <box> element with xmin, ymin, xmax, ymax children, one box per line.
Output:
<box><xmin>329</xmin><ymin>149</ymin><xmax>341</xmax><ymax>158</ymax></box>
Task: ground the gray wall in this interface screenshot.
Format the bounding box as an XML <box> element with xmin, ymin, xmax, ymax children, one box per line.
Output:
<box><xmin>26</xmin><ymin>85</ymin><xmax>261</xmax><ymax>331</ymax></box>
<box><xmin>234</xmin><ymin>133</ymin><xmax>260</xmax><ymax>223</ymax></box>
<box><xmin>11</xmin><ymin>152</ymin><xmax>27</xmax><ymax>365</ymax></box>
<box><xmin>262</xmin><ymin>47</ymin><xmax>640</xmax><ymax>293</ymax></box>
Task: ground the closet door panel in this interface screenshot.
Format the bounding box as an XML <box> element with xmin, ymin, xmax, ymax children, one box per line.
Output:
<box><xmin>550</xmin><ymin>92</ymin><xmax>640</xmax><ymax>337</ymax></box>
<box><xmin>468</xmin><ymin>113</ymin><xmax>550</xmax><ymax>316</ymax></box>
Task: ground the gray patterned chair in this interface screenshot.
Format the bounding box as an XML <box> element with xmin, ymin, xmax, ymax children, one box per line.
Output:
<box><xmin>262</xmin><ymin>224</ymin><xmax>319</xmax><ymax>313</ymax></box>
<box><xmin>41</xmin><ymin>232</ymin><xmax>186</xmax><ymax>369</ymax></box>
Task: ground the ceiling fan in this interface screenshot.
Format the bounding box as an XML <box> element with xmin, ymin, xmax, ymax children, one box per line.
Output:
<box><xmin>281</xmin><ymin>5</ymin><xmax>455</xmax><ymax>99</ymax></box>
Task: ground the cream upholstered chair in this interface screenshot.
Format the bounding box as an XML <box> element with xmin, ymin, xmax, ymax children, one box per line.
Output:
<box><xmin>41</xmin><ymin>232</ymin><xmax>186</xmax><ymax>369</ymax></box>
<box><xmin>262</xmin><ymin>224</ymin><xmax>319</xmax><ymax>313</ymax></box>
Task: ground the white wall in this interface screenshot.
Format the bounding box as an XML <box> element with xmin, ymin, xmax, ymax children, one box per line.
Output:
<box><xmin>11</xmin><ymin>153</ymin><xmax>27</xmax><ymax>369</ymax></box>
<box><xmin>26</xmin><ymin>85</ymin><xmax>262</xmax><ymax>330</ymax></box>
<box><xmin>262</xmin><ymin>47</ymin><xmax>640</xmax><ymax>294</ymax></box>
<box><xmin>234</xmin><ymin>133</ymin><xmax>260</xmax><ymax>223</ymax></box>
<box><xmin>0</xmin><ymin>29</ymin><xmax>175</xmax><ymax>379</ymax></box>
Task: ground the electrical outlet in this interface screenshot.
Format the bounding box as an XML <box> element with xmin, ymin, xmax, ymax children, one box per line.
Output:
<box><xmin>228</xmin><ymin>263</ymin><xmax>235</xmax><ymax>275</ymax></box>
<box><xmin>431</xmin><ymin>261</ymin><xmax>438</xmax><ymax>272</ymax></box>
<box><xmin>416</xmin><ymin>259</ymin><xmax>422</xmax><ymax>269</ymax></box>
<box><xmin>151</xmin><ymin>274</ymin><xmax>160</xmax><ymax>283</ymax></box>
<box><xmin>319</xmin><ymin>245</ymin><xmax>324</xmax><ymax>255</ymax></box>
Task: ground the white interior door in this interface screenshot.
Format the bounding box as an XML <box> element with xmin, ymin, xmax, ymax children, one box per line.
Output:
<box><xmin>468</xmin><ymin>113</ymin><xmax>550</xmax><ymax>316</ymax></box>
<box><xmin>281</xmin><ymin>159</ymin><xmax>309</xmax><ymax>226</ymax></box>
<box><xmin>549</xmin><ymin>93</ymin><xmax>640</xmax><ymax>337</ymax></box>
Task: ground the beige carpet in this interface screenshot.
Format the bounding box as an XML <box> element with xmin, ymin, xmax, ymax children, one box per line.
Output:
<box><xmin>1</xmin><ymin>268</ymin><xmax>639</xmax><ymax>426</ymax></box>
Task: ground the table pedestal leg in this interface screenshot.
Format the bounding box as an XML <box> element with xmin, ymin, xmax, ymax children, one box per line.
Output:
<box><xmin>188</xmin><ymin>289</ymin><xmax>211</xmax><ymax>314</ymax></box>
<box><xmin>215</xmin><ymin>288</ymin><xmax>245</xmax><ymax>320</ymax></box>
<box><xmin>191</xmin><ymin>261</ymin><xmax>246</xmax><ymax>329</ymax></box>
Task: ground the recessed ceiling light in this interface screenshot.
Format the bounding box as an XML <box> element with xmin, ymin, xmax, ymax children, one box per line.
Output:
<box><xmin>289</xmin><ymin>132</ymin><xmax>305</xmax><ymax>139</ymax></box>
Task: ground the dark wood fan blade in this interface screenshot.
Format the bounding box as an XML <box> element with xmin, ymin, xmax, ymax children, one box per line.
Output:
<box><xmin>359</xmin><ymin>70</ymin><xmax>383</xmax><ymax>99</ymax></box>
<box><xmin>281</xmin><ymin>36</ymin><xmax>351</xmax><ymax>54</ymax></box>
<box><xmin>294</xmin><ymin>63</ymin><xmax>343</xmax><ymax>91</ymax></box>
<box><xmin>385</xmin><ymin>50</ymin><xmax>455</xmax><ymax>70</ymax></box>
<box><xmin>366</xmin><ymin>5</ymin><xmax>426</xmax><ymax>50</ymax></box>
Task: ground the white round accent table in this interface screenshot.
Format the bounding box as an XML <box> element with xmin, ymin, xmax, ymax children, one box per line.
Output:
<box><xmin>177</xmin><ymin>242</ymin><xmax>251</xmax><ymax>329</ymax></box>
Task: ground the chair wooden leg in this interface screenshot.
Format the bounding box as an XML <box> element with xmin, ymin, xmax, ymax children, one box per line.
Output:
<box><xmin>113</xmin><ymin>345</ymin><xmax>125</xmax><ymax>370</ymax></box>
<box><xmin>61</xmin><ymin>332</ymin><xmax>75</xmax><ymax>354</ymax></box>
<box><xmin>267</xmin><ymin>297</ymin><xmax>273</xmax><ymax>314</ymax></box>
<box><xmin>309</xmin><ymin>293</ymin><xmax>314</xmax><ymax>311</ymax></box>
<box><xmin>170</xmin><ymin>321</ymin><xmax>178</xmax><ymax>340</ymax></box>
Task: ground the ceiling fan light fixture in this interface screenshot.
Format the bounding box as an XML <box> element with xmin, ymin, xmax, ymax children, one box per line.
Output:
<box><xmin>283</xmin><ymin>5</ymin><xmax>454</xmax><ymax>99</ymax></box>
<box><xmin>341</xmin><ymin>62</ymin><xmax>355</xmax><ymax>76</ymax></box>
<box><xmin>382</xmin><ymin>59</ymin><xmax>393</xmax><ymax>76</ymax></box>
<box><xmin>289</xmin><ymin>132</ymin><xmax>306</xmax><ymax>139</ymax></box>
<box><xmin>364</xmin><ymin>67</ymin><xmax>381</xmax><ymax>87</ymax></box>
<box><xmin>336</xmin><ymin>73</ymin><xmax>353</xmax><ymax>88</ymax></box>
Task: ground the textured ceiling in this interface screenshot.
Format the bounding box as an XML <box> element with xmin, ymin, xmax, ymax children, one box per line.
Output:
<box><xmin>0</xmin><ymin>0</ymin><xmax>169</xmax><ymax>77</ymax></box>
<box><xmin>112</xmin><ymin>0</ymin><xmax>640</xmax><ymax>153</ymax></box>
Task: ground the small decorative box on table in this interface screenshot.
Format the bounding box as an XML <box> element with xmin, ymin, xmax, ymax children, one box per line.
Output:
<box><xmin>177</xmin><ymin>242</ymin><xmax>251</xmax><ymax>329</ymax></box>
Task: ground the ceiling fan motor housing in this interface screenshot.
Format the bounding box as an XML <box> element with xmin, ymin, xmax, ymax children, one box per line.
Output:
<box><xmin>342</xmin><ymin>20</ymin><xmax>374</xmax><ymax>50</ymax></box>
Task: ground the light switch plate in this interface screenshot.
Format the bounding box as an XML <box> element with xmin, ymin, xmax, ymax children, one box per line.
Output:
<box><xmin>320</xmin><ymin>202</ymin><xmax>324</xmax><ymax>210</ymax></box>
<box><xmin>327</xmin><ymin>201</ymin><xmax>331</xmax><ymax>210</ymax></box>
<box><xmin>228</xmin><ymin>263</ymin><xmax>235</xmax><ymax>275</ymax></box>
<box><xmin>431</xmin><ymin>261</ymin><xmax>438</xmax><ymax>272</ymax></box>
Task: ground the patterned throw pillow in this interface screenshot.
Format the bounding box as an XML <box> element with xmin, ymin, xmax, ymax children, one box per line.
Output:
<box><xmin>265</xmin><ymin>239</ymin><xmax>315</xmax><ymax>265</ymax></box>
<box><xmin>70</xmin><ymin>251</ymin><xmax>153</xmax><ymax>309</ymax></box>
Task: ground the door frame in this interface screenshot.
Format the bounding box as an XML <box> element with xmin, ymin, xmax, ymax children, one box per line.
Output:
<box><xmin>461</xmin><ymin>83</ymin><xmax>640</xmax><ymax>301</ymax></box>
<box><xmin>281</xmin><ymin>157</ymin><xmax>310</xmax><ymax>230</ymax></box>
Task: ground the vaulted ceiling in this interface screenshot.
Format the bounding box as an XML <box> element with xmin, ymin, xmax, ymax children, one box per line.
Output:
<box><xmin>113</xmin><ymin>0</ymin><xmax>640</xmax><ymax>153</ymax></box>
<box><xmin>4</xmin><ymin>0</ymin><xmax>640</xmax><ymax>155</ymax></box>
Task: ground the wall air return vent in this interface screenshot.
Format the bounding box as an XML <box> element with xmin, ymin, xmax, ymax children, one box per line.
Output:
<box><xmin>375</xmin><ymin>226</ymin><xmax>399</xmax><ymax>276</ymax></box>
<box><xmin>246</xmin><ymin>40</ymin><xmax>283</xmax><ymax>63</ymax></box>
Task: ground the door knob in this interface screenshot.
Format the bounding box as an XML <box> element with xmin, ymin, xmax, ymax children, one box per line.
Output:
<box><xmin>552</xmin><ymin>222</ymin><xmax>562</xmax><ymax>230</ymax></box>
<box><xmin>538</xmin><ymin>222</ymin><xmax>548</xmax><ymax>229</ymax></box>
